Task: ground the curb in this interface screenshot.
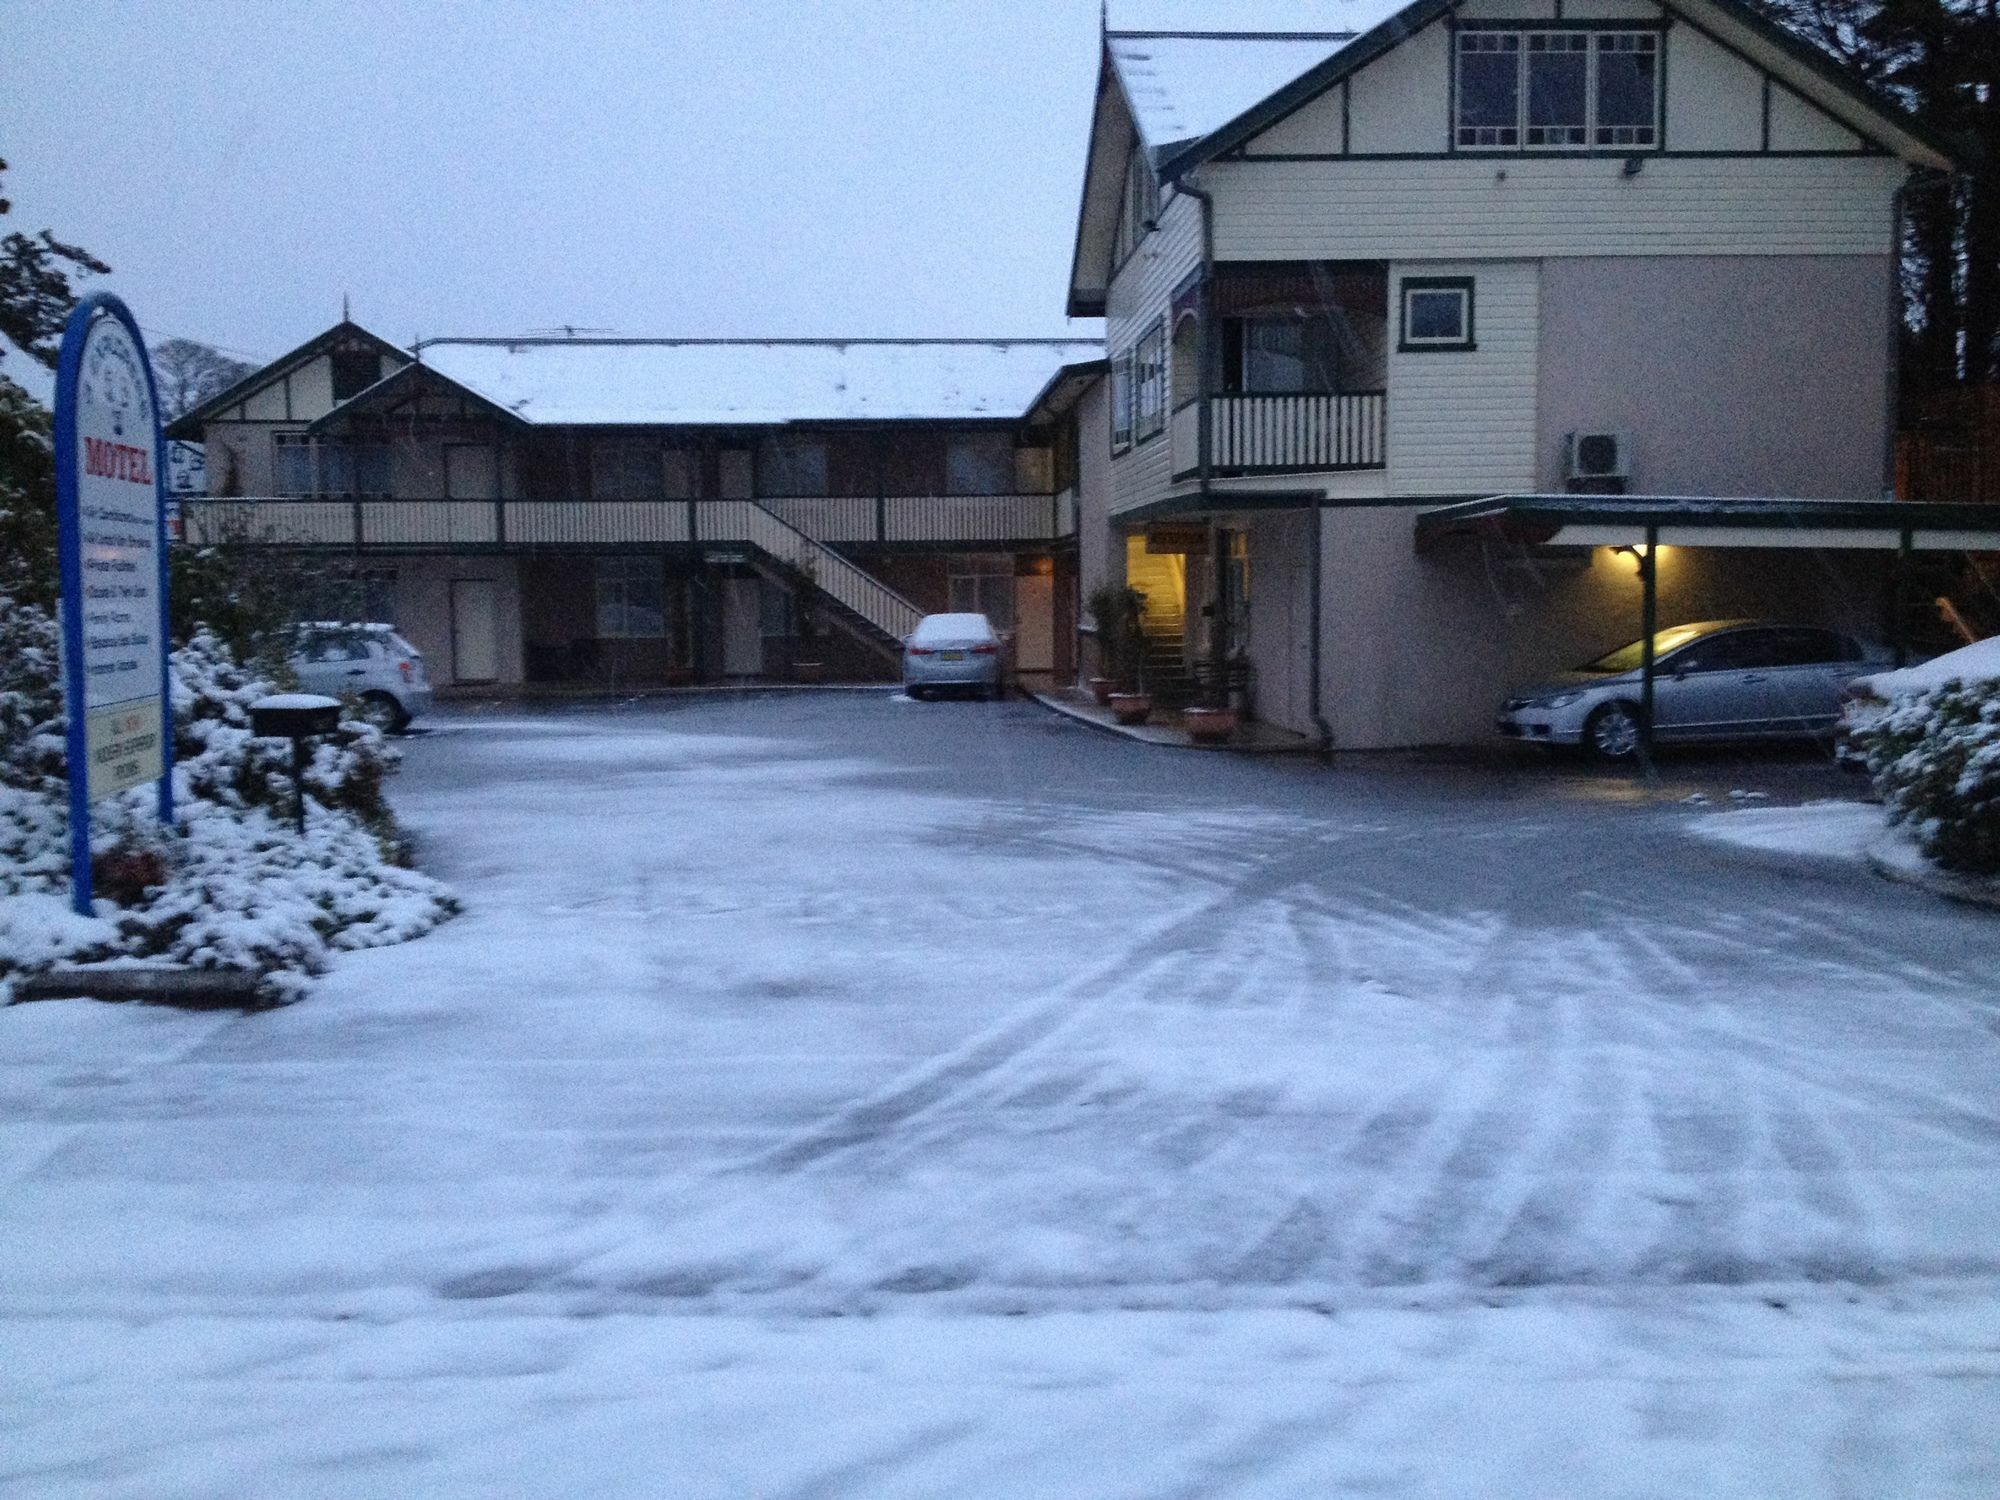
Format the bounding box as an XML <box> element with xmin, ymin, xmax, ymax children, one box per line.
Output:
<box><xmin>9</xmin><ymin>966</ymin><xmax>276</xmax><ymax>1009</ymax></box>
<box><xmin>1029</xmin><ymin>692</ymin><xmax>1321</xmax><ymax>755</ymax></box>
<box><xmin>1865</xmin><ymin>834</ymin><xmax>2000</xmax><ymax>913</ymax></box>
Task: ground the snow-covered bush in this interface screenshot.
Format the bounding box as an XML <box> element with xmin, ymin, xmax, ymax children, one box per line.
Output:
<box><xmin>0</xmin><ymin>596</ymin><xmax>456</xmax><ymax>1001</ymax></box>
<box><xmin>1858</xmin><ymin>674</ymin><xmax>2000</xmax><ymax>876</ymax></box>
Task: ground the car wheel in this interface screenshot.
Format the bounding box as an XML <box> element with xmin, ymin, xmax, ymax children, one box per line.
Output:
<box><xmin>357</xmin><ymin>691</ymin><xmax>411</xmax><ymax>734</ymax></box>
<box><xmin>1584</xmin><ymin>702</ymin><xmax>1642</xmax><ymax>762</ymax></box>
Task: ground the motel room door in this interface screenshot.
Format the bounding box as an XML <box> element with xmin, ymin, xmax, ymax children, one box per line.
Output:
<box><xmin>1014</xmin><ymin>570</ymin><xmax>1053</xmax><ymax>677</ymax></box>
<box><xmin>449</xmin><ymin>579</ymin><xmax>500</xmax><ymax>684</ymax></box>
<box><xmin>721</xmin><ymin>576</ymin><xmax>762</xmax><ymax>675</ymax></box>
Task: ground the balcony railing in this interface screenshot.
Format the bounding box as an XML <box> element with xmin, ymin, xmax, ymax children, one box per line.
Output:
<box><xmin>1171</xmin><ymin>392</ymin><xmax>1387</xmax><ymax>477</ymax></box>
<box><xmin>177</xmin><ymin>493</ymin><xmax>1071</xmax><ymax>550</ymax></box>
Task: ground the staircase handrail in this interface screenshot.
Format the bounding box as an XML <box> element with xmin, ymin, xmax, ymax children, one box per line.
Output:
<box><xmin>701</xmin><ymin>501</ymin><xmax>924</xmax><ymax>643</ymax></box>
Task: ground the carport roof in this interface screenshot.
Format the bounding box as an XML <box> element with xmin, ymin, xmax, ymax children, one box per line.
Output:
<box><xmin>1417</xmin><ymin>495</ymin><xmax>2000</xmax><ymax>552</ymax></box>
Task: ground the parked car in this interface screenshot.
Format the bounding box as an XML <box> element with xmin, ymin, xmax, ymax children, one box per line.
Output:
<box><xmin>1835</xmin><ymin>634</ymin><xmax>2000</xmax><ymax>768</ymax></box>
<box><xmin>1498</xmin><ymin>619</ymin><xmax>1893</xmax><ymax>761</ymax></box>
<box><xmin>902</xmin><ymin>612</ymin><xmax>1004</xmax><ymax>701</ymax></box>
<box><xmin>289</xmin><ymin>622</ymin><xmax>432</xmax><ymax>732</ymax></box>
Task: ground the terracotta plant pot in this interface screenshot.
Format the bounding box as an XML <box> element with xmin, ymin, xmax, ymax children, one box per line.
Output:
<box><xmin>1088</xmin><ymin>676</ymin><xmax>1116</xmax><ymax>706</ymax></box>
<box><xmin>1182</xmin><ymin>706</ymin><xmax>1237</xmax><ymax>744</ymax></box>
<box><xmin>1107</xmin><ymin>692</ymin><xmax>1152</xmax><ymax>726</ymax></box>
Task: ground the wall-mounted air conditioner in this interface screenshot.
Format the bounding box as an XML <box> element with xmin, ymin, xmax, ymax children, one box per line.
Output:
<box><xmin>1565</xmin><ymin>431</ymin><xmax>1631</xmax><ymax>482</ymax></box>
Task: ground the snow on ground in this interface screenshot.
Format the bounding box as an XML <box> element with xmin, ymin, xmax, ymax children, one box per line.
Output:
<box><xmin>1682</xmin><ymin>799</ymin><xmax>1886</xmax><ymax>861</ymax></box>
<box><xmin>3</xmin><ymin>700</ymin><xmax>1999</xmax><ymax>1496</ymax></box>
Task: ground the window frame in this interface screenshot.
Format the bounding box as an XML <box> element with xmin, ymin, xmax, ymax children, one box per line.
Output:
<box><xmin>1109</xmin><ymin>345</ymin><xmax>1134</xmax><ymax>455</ymax></box>
<box><xmin>1133</xmin><ymin>319</ymin><xmax>1167</xmax><ymax>443</ymax></box>
<box><xmin>1398</xmin><ymin>277</ymin><xmax>1477</xmax><ymax>353</ymax></box>
<box><xmin>1452</xmin><ymin>23</ymin><xmax>1663</xmax><ymax>154</ymax></box>
<box><xmin>593</xmin><ymin>555</ymin><xmax>667</xmax><ymax>640</ymax></box>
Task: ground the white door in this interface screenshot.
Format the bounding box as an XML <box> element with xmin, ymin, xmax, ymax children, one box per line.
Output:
<box><xmin>450</xmin><ymin>579</ymin><xmax>499</xmax><ymax>683</ymax></box>
<box><xmin>1013</xmin><ymin>572</ymin><xmax>1053</xmax><ymax>675</ymax></box>
<box><xmin>722</xmin><ymin>576</ymin><xmax>762</xmax><ymax>674</ymax></box>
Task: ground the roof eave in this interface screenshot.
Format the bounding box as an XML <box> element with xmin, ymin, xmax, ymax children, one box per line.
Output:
<box><xmin>1154</xmin><ymin>0</ymin><xmax>1452</xmax><ymax>180</ymax></box>
<box><xmin>304</xmin><ymin>359</ymin><xmax>529</xmax><ymax>434</ymax></box>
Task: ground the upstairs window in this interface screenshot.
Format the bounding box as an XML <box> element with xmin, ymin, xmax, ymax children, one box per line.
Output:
<box><xmin>329</xmin><ymin>348</ymin><xmax>383</xmax><ymax>402</ymax></box>
<box><xmin>275</xmin><ymin>433</ymin><xmax>389</xmax><ymax>495</ymax></box>
<box><xmin>757</xmin><ymin>436</ymin><xmax>829</xmax><ymax>496</ymax></box>
<box><xmin>1134</xmin><ymin>321</ymin><xmax>1167</xmax><ymax>442</ymax></box>
<box><xmin>1114</xmin><ymin>141</ymin><xmax>1160</xmax><ymax>266</ymax></box>
<box><xmin>1399</xmin><ymin>277</ymin><xmax>1476</xmax><ymax>352</ymax></box>
<box><xmin>945</xmin><ymin>434</ymin><xmax>1017</xmax><ymax>496</ymax></box>
<box><xmin>1455</xmin><ymin>28</ymin><xmax>1660</xmax><ymax>150</ymax></box>
<box><xmin>1110</xmin><ymin>348</ymin><xmax>1134</xmax><ymax>455</ymax></box>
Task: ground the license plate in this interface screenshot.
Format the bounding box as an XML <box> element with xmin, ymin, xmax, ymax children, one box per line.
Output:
<box><xmin>940</xmin><ymin>651</ymin><xmax>965</xmax><ymax>662</ymax></box>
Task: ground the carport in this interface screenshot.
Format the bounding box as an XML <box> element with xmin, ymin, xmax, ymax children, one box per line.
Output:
<box><xmin>1417</xmin><ymin>495</ymin><xmax>2000</xmax><ymax>752</ymax></box>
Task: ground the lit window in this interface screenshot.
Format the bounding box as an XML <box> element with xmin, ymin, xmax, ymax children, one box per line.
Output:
<box><xmin>1399</xmin><ymin>278</ymin><xmax>1475</xmax><ymax>351</ymax></box>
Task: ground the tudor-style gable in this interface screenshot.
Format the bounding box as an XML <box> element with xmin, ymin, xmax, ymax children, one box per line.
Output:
<box><xmin>1185</xmin><ymin>0</ymin><xmax>1954</xmax><ymax>170</ymax></box>
<box><xmin>163</xmin><ymin>320</ymin><xmax>409</xmax><ymax>439</ymax></box>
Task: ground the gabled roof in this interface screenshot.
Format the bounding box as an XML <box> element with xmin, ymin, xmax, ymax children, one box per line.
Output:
<box><xmin>162</xmin><ymin>320</ymin><xmax>407</xmax><ymax>438</ymax></box>
<box><xmin>1147</xmin><ymin>0</ymin><xmax>1960</xmax><ymax>180</ymax></box>
<box><xmin>1070</xmin><ymin>0</ymin><xmax>1963</xmax><ymax>310</ymax></box>
<box><xmin>304</xmin><ymin>358</ymin><xmax>527</xmax><ymax>434</ymax></box>
<box><xmin>1107</xmin><ymin>2</ymin><xmax>1402</xmax><ymax>165</ymax></box>
<box><xmin>363</xmin><ymin>338</ymin><xmax>1107</xmax><ymax>427</ymax></box>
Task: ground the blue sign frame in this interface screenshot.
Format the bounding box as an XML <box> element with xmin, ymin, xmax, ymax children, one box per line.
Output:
<box><xmin>54</xmin><ymin>292</ymin><xmax>175</xmax><ymax>916</ymax></box>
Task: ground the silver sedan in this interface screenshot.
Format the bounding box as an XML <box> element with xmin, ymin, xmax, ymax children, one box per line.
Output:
<box><xmin>903</xmin><ymin>612</ymin><xmax>1005</xmax><ymax>701</ymax></box>
<box><xmin>1498</xmin><ymin>620</ymin><xmax>1892</xmax><ymax>760</ymax></box>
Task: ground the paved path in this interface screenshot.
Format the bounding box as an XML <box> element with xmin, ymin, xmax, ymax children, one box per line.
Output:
<box><xmin>4</xmin><ymin>693</ymin><xmax>1997</xmax><ymax>1497</ymax></box>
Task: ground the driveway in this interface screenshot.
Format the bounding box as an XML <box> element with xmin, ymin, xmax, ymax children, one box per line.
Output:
<box><xmin>5</xmin><ymin>692</ymin><xmax>1997</xmax><ymax>1497</ymax></box>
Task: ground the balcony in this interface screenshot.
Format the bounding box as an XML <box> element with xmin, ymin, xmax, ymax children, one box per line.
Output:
<box><xmin>1171</xmin><ymin>392</ymin><xmax>1387</xmax><ymax>480</ymax></box>
<box><xmin>177</xmin><ymin>493</ymin><xmax>1073</xmax><ymax>551</ymax></box>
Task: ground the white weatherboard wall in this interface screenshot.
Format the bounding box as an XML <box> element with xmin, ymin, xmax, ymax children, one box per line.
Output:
<box><xmin>1388</xmin><ymin>260</ymin><xmax>1539</xmax><ymax>496</ymax></box>
<box><xmin>1206</xmin><ymin>155</ymin><xmax>1903</xmax><ymax>261</ymax></box>
<box><xmin>1104</xmin><ymin>189</ymin><xmax>1203</xmax><ymax>519</ymax></box>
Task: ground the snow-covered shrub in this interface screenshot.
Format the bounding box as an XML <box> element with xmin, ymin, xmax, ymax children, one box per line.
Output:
<box><xmin>1859</xmin><ymin>674</ymin><xmax>2000</xmax><ymax>876</ymax></box>
<box><xmin>0</xmin><ymin>602</ymin><xmax>455</xmax><ymax>1001</ymax></box>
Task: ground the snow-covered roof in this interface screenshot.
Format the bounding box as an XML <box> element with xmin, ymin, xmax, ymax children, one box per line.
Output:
<box><xmin>1105</xmin><ymin>1</ymin><xmax>1408</xmax><ymax>157</ymax></box>
<box><xmin>414</xmin><ymin>339</ymin><xmax>1106</xmax><ymax>426</ymax></box>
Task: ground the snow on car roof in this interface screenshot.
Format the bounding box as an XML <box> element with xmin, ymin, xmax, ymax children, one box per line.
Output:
<box><xmin>1855</xmin><ymin>635</ymin><xmax>2000</xmax><ymax>697</ymax></box>
<box><xmin>415</xmin><ymin>339</ymin><xmax>1106</xmax><ymax>426</ymax></box>
<box><xmin>1106</xmin><ymin>1</ymin><xmax>1406</xmax><ymax>155</ymax></box>
<box><xmin>912</xmin><ymin>613</ymin><xmax>996</xmax><ymax>639</ymax></box>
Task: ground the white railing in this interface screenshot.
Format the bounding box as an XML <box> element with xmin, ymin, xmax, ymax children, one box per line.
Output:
<box><xmin>504</xmin><ymin>501</ymin><xmax>691</xmax><ymax>545</ymax></box>
<box><xmin>1184</xmin><ymin>392</ymin><xmax>1387</xmax><ymax>473</ymax></box>
<box><xmin>180</xmin><ymin>493</ymin><xmax>1069</xmax><ymax>549</ymax></box>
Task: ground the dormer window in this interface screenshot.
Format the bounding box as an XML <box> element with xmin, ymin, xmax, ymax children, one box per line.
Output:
<box><xmin>1456</xmin><ymin>27</ymin><xmax>1660</xmax><ymax>150</ymax></box>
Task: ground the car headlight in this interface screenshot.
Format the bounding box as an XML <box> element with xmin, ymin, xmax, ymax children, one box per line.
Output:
<box><xmin>1535</xmin><ymin>692</ymin><xmax>1583</xmax><ymax>709</ymax></box>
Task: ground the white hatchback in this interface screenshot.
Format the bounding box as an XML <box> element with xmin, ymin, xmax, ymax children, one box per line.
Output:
<box><xmin>289</xmin><ymin>622</ymin><xmax>433</xmax><ymax>732</ymax></box>
<box><xmin>902</xmin><ymin>612</ymin><xmax>1004</xmax><ymax>701</ymax></box>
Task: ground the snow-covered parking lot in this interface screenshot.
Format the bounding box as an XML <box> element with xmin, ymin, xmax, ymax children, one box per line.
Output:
<box><xmin>5</xmin><ymin>693</ymin><xmax>2000</xmax><ymax>1497</ymax></box>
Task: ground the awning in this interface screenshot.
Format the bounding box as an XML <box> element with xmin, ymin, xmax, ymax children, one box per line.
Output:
<box><xmin>1417</xmin><ymin>494</ymin><xmax>2000</xmax><ymax>553</ymax></box>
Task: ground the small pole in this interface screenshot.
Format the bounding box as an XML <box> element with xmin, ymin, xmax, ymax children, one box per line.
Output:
<box><xmin>1638</xmin><ymin>524</ymin><xmax>1659</xmax><ymax>759</ymax></box>
<box><xmin>290</xmin><ymin>736</ymin><xmax>309</xmax><ymax>835</ymax></box>
<box><xmin>1892</xmin><ymin>527</ymin><xmax>1913</xmax><ymax>668</ymax></box>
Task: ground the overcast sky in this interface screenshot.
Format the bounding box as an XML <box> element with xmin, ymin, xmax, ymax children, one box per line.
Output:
<box><xmin>4</xmin><ymin>0</ymin><xmax>1110</xmax><ymax>368</ymax></box>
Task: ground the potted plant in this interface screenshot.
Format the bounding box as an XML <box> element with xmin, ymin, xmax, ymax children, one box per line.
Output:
<box><xmin>1086</xmin><ymin>582</ymin><xmax>1150</xmax><ymax>725</ymax></box>
<box><xmin>1182</xmin><ymin>703</ymin><xmax>1236</xmax><ymax>743</ymax></box>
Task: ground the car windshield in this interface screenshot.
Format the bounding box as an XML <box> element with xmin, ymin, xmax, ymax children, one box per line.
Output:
<box><xmin>1576</xmin><ymin>624</ymin><xmax>1715</xmax><ymax>673</ymax></box>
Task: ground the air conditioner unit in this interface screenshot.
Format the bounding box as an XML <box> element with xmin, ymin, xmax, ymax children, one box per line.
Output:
<box><xmin>1565</xmin><ymin>431</ymin><xmax>1631</xmax><ymax>481</ymax></box>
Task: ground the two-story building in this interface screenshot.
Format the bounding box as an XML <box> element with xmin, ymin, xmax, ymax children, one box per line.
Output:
<box><xmin>168</xmin><ymin>324</ymin><xmax>1102</xmax><ymax>691</ymax></box>
<box><xmin>1071</xmin><ymin>0</ymin><xmax>1983</xmax><ymax>747</ymax></box>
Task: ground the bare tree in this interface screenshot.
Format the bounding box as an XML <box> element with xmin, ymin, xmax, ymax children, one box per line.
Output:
<box><xmin>151</xmin><ymin>337</ymin><xmax>258</xmax><ymax>421</ymax></box>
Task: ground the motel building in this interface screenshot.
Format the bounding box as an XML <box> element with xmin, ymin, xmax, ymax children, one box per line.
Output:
<box><xmin>167</xmin><ymin>323</ymin><xmax>1102</xmax><ymax>693</ymax></box>
<box><xmin>170</xmin><ymin>0</ymin><xmax>2000</xmax><ymax>746</ymax></box>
